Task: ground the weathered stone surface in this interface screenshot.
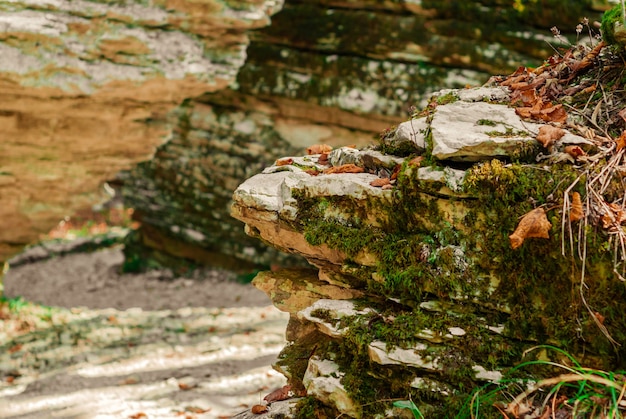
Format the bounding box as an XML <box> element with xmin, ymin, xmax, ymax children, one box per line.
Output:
<box><xmin>232</xmin><ymin>80</ymin><xmax>626</xmax><ymax>416</ymax></box>
<box><xmin>431</xmin><ymin>99</ymin><xmax>541</xmax><ymax>161</ymax></box>
<box><xmin>298</xmin><ymin>299</ymin><xmax>371</xmax><ymax>338</ymax></box>
<box><xmin>253</xmin><ymin>269</ymin><xmax>363</xmax><ymax>314</ymax></box>
<box><xmin>0</xmin><ymin>0</ymin><xmax>281</xmax><ymax>263</ymax></box>
<box><xmin>121</xmin><ymin>1</ymin><xmax>608</xmax><ymax>269</ymax></box>
<box><xmin>303</xmin><ymin>357</ymin><xmax>359</xmax><ymax>418</ymax></box>
<box><xmin>368</xmin><ymin>341</ymin><xmax>439</xmax><ymax>370</ymax></box>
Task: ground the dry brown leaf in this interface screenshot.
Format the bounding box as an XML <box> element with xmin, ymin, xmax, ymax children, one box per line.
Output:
<box><xmin>306</xmin><ymin>144</ymin><xmax>332</xmax><ymax>155</ymax></box>
<box><xmin>390</xmin><ymin>163</ymin><xmax>402</xmax><ymax>180</ymax></box>
<box><xmin>538</xmin><ymin>104</ymin><xmax>567</xmax><ymax>123</ymax></box>
<box><xmin>251</xmin><ymin>404</ymin><xmax>269</xmax><ymax>414</ymax></box>
<box><xmin>128</xmin><ymin>414</ymin><xmax>147</xmax><ymax>419</ymax></box>
<box><xmin>275</xmin><ymin>158</ymin><xmax>293</xmax><ymax>166</ymax></box>
<box><xmin>318</xmin><ymin>153</ymin><xmax>329</xmax><ymax>165</ymax></box>
<box><xmin>408</xmin><ymin>156</ymin><xmax>424</xmax><ymax>168</ymax></box>
<box><xmin>616</xmin><ymin>131</ymin><xmax>626</xmax><ymax>152</ymax></box>
<box><xmin>536</xmin><ymin>125</ymin><xmax>564</xmax><ymax>148</ymax></box>
<box><xmin>601</xmin><ymin>202</ymin><xmax>626</xmax><ymax>229</ymax></box>
<box><xmin>264</xmin><ymin>385</ymin><xmax>293</xmax><ymax>403</ymax></box>
<box><xmin>564</xmin><ymin>145</ymin><xmax>586</xmax><ymax>159</ymax></box>
<box><xmin>618</xmin><ymin>108</ymin><xmax>626</xmax><ymax>124</ymax></box>
<box><xmin>370</xmin><ymin>178</ymin><xmax>391</xmax><ymax>187</ymax></box>
<box><xmin>570</xmin><ymin>192</ymin><xmax>584</xmax><ymax>222</ymax></box>
<box><xmin>304</xmin><ymin>169</ymin><xmax>320</xmax><ymax>176</ymax></box>
<box><xmin>509</xmin><ymin>208</ymin><xmax>552</xmax><ymax>249</ymax></box>
<box><xmin>323</xmin><ymin>164</ymin><xmax>364</xmax><ymax>174</ymax></box>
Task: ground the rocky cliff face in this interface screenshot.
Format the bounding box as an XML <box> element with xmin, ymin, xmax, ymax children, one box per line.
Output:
<box><xmin>231</xmin><ymin>79</ymin><xmax>626</xmax><ymax>416</ymax></box>
<box><xmin>121</xmin><ymin>0</ymin><xmax>610</xmax><ymax>270</ymax></box>
<box><xmin>0</xmin><ymin>0</ymin><xmax>281</xmax><ymax>263</ymax></box>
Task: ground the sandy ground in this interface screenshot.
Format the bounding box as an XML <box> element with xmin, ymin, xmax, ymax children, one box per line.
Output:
<box><xmin>0</xmin><ymin>243</ymin><xmax>289</xmax><ymax>419</ymax></box>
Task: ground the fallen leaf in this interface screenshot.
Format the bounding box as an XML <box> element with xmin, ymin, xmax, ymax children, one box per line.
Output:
<box><xmin>306</xmin><ymin>144</ymin><xmax>332</xmax><ymax>155</ymax></box>
<box><xmin>370</xmin><ymin>178</ymin><xmax>391</xmax><ymax>187</ymax></box>
<box><xmin>408</xmin><ymin>156</ymin><xmax>424</xmax><ymax>167</ymax></box>
<box><xmin>616</xmin><ymin>131</ymin><xmax>626</xmax><ymax>152</ymax></box>
<box><xmin>178</xmin><ymin>382</ymin><xmax>195</xmax><ymax>391</ymax></box>
<box><xmin>318</xmin><ymin>153</ymin><xmax>329</xmax><ymax>165</ymax></box>
<box><xmin>304</xmin><ymin>169</ymin><xmax>320</xmax><ymax>176</ymax></box>
<box><xmin>251</xmin><ymin>404</ymin><xmax>269</xmax><ymax>414</ymax></box>
<box><xmin>264</xmin><ymin>385</ymin><xmax>293</xmax><ymax>403</ymax></box>
<box><xmin>569</xmin><ymin>192</ymin><xmax>584</xmax><ymax>222</ymax></box>
<box><xmin>275</xmin><ymin>158</ymin><xmax>293</xmax><ymax>166</ymax></box>
<box><xmin>536</xmin><ymin>125</ymin><xmax>565</xmax><ymax>148</ymax></box>
<box><xmin>601</xmin><ymin>202</ymin><xmax>626</xmax><ymax>229</ymax></box>
<box><xmin>128</xmin><ymin>413</ymin><xmax>147</xmax><ymax>419</ymax></box>
<box><xmin>390</xmin><ymin>166</ymin><xmax>400</xmax><ymax>181</ymax></box>
<box><xmin>323</xmin><ymin>164</ymin><xmax>364</xmax><ymax>174</ymax></box>
<box><xmin>564</xmin><ymin>145</ymin><xmax>586</xmax><ymax>159</ymax></box>
<box><xmin>538</xmin><ymin>104</ymin><xmax>568</xmax><ymax>123</ymax></box>
<box><xmin>6</xmin><ymin>376</ymin><xmax>14</xmax><ymax>384</ymax></box>
<box><xmin>509</xmin><ymin>208</ymin><xmax>552</xmax><ymax>249</ymax></box>
<box><xmin>618</xmin><ymin>108</ymin><xmax>626</xmax><ymax>124</ymax></box>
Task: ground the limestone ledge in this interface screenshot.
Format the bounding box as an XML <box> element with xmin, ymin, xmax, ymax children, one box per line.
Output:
<box><xmin>231</xmin><ymin>85</ymin><xmax>623</xmax><ymax>417</ymax></box>
<box><xmin>0</xmin><ymin>0</ymin><xmax>281</xmax><ymax>262</ymax></box>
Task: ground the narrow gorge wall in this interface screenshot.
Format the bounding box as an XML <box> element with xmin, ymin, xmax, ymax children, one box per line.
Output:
<box><xmin>121</xmin><ymin>0</ymin><xmax>610</xmax><ymax>270</ymax></box>
<box><xmin>0</xmin><ymin>0</ymin><xmax>281</xmax><ymax>263</ymax></box>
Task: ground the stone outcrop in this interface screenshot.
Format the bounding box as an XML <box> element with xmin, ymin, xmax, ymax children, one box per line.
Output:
<box><xmin>0</xmin><ymin>0</ymin><xmax>281</xmax><ymax>263</ymax></box>
<box><xmin>120</xmin><ymin>0</ymin><xmax>610</xmax><ymax>269</ymax></box>
<box><xmin>231</xmin><ymin>84</ymin><xmax>626</xmax><ymax>416</ymax></box>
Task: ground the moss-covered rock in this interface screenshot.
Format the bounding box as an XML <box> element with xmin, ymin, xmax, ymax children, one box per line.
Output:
<box><xmin>232</xmin><ymin>80</ymin><xmax>626</xmax><ymax>417</ymax></box>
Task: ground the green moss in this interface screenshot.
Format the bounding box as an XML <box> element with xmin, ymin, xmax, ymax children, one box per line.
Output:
<box><xmin>435</xmin><ymin>91</ymin><xmax>459</xmax><ymax>105</ymax></box>
<box><xmin>601</xmin><ymin>4</ymin><xmax>626</xmax><ymax>48</ymax></box>
<box><xmin>287</xmin><ymin>150</ymin><xmax>626</xmax><ymax>417</ymax></box>
<box><xmin>477</xmin><ymin>119</ymin><xmax>498</xmax><ymax>126</ymax></box>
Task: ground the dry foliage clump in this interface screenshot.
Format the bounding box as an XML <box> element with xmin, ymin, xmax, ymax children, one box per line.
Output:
<box><xmin>491</xmin><ymin>21</ymin><xmax>626</xmax><ymax>361</ymax></box>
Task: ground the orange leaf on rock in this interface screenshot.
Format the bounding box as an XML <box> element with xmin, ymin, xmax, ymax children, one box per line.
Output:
<box><xmin>318</xmin><ymin>153</ymin><xmax>329</xmax><ymax>165</ymax></box>
<box><xmin>408</xmin><ymin>156</ymin><xmax>424</xmax><ymax>168</ymax></box>
<box><xmin>370</xmin><ymin>178</ymin><xmax>391</xmax><ymax>187</ymax></box>
<box><xmin>509</xmin><ymin>208</ymin><xmax>552</xmax><ymax>249</ymax></box>
<box><xmin>564</xmin><ymin>145</ymin><xmax>586</xmax><ymax>159</ymax></box>
<box><xmin>251</xmin><ymin>404</ymin><xmax>269</xmax><ymax>414</ymax></box>
<box><xmin>275</xmin><ymin>158</ymin><xmax>293</xmax><ymax>166</ymax></box>
<box><xmin>570</xmin><ymin>192</ymin><xmax>584</xmax><ymax>222</ymax></box>
<box><xmin>538</xmin><ymin>104</ymin><xmax>567</xmax><ymax>123</ymax></box>
<box><xmin>306</xmin><ymin>144</ymin><xmax>332</xmax><ymax>155</ymax></box>
<box><xmin>323</xmin><ymin>164</ymin><xmax>364</xmax><ymax>174</ymax></box>
<box><xmin>264</xmin><ymin>385</ymin><xmax>293</xmax><ymax>403</ymax></box>
<box><xmin>536</xmin><ymin>125</ymin><xmax>564</xmax><ymax>148</ymax></box>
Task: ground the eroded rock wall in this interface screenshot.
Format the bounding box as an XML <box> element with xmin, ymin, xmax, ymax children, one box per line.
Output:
<box><xmin>122</xmin><ymin>0</ymin><xmax>608</xmax><ymax>269</ymax></box>
<box><xmin>0</xmin><ymin>0</ymin><xmax>282</xmax><ymax>263</ymax></box>
<box><xmin>231</xmin><ymin>85</ymin><xmax>626</xmax><ymax>417</ymax></box>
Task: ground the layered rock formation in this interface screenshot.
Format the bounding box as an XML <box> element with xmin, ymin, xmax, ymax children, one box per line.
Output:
<box><xmin>121</xmin><ymin>0</ymin><xmax>609</xmax><ymax>269</ymax></box>
<box><xmin>0</xmin><ymin>0</ymin><xmax>281</xmax><ymax>263</ymax></box>
<box><xmin>231</xmin><ymin>84</ymin><xmax>626</xmax><ymax>416</ymax></box>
